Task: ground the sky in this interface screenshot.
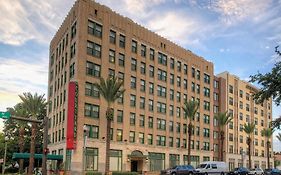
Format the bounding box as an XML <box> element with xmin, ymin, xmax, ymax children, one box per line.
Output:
<box><xmin>0</xmin><ymin>0</ymin><xmax>280</xmax><ymax>151</ymax></box>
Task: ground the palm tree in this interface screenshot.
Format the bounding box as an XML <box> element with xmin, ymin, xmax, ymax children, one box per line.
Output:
<box><xmin>93</xmin><ymin>76</ymin><xmax>125</xmax><ymax>175</ymax></box>
<box><xmin>261</xmin><ymin>128</ymin><xmax>274</xmax><ymax>169</ymax></box>
<box><xmin>214</xmin><ymin>112</ymin><xmax>233</xmax><ymax>161</ymax></box>
<box><xmin>277</xmin><ymin>133</ymin><xmax>281</xmax><ymax>142</ymax></box>
<box><xmin>182</xmin><ymin>100</ymin><xmax>199</xmax><ymax>165</ymax></box>
<box><xmin>272</xmin><ymin>116</ymin><xmax>281</xmax><ymax>129</ymax></box>
<box><xmin>243</xmin><ymin>122</ymin><xmax>255</xmax><ymax>169</ymax></box>
<box><xmin>8</xmin><ymin>103</ymin><xmax>29</xmax><ymax>173</ymax></box>
<box><xmin>19</xmin><ymin>92</ymin><xmax>46</xmax><ymax>175</ymax></box>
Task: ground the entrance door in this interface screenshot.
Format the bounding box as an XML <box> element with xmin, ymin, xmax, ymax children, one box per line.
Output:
<box><xmin>131</xmin><ymin>161</ymin><xmax>138</xmax><ymax>172</ymax></box>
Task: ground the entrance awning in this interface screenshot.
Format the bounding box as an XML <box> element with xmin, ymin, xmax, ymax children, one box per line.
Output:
<box><xmin>128</xmin><ymin>150</ymin><xmax>148</xmax><ymax>159</ymax></box>
<box><xmin>12</xmin><ymin>153</ymin><xmax>63</xmax><ymax>160</ymax></box>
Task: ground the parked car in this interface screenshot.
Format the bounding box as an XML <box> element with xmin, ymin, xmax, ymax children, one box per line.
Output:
<box><xmin>161</xmin><ymin>165</ymin><xmax>195</xmax><ymax>175</ymax></box>
<box><xmin>195</xmin><ymin>161</ymin><xmax>228</xmax><ymax>175</ymax></box>
<box><xmin>249</xmin><ymin>168</ymin><xmax>264</xmax><ymax>175</ymax></box>
<box><xmin>264</xmin><ymin>169</ymin><xmax>281</xmax><ymax>175</ymax></box>
<box><xmin>229</xmin><ymin>167</ymin><xmax>250</xmax><ymax>175</ymax></box>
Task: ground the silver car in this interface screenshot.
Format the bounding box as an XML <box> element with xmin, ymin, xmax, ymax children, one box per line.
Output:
<box><xmin>249</xmin><ymin>168</ymin><xmax>264</xmax><ymax>175</ymax></box>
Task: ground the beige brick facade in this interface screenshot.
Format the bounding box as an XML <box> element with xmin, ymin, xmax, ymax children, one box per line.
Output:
<box><xmin>47</xmin><ymin>0</ymin><xmax>272</xmax><ymax>174</ymax></box>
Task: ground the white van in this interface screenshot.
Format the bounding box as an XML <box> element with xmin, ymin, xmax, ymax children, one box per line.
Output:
<box><xmin>195</xmin><ymin>161</ymin><xmax>228</xmax><ymax>175</ymax></box>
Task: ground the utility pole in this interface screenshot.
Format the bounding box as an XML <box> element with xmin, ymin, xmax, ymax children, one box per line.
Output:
<box><xmin>42</xmin><ymin>116</ymin><xmax>48</xmax><ymax>175</ymax></box>
<box><xmin>2</xmin><ymin>138</ymin><xmax>8</xmax><ymax>175</ymax></box>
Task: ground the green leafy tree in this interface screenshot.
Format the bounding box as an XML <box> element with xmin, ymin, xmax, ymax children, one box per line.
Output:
<box><xmin>250</xmin><ymin>48</ymin><xmax>281</xmax><ymax>128</ymax></box>
<box><xmin>243</xmin><ymin>122</ymin><xmax>256</xmax><ymax>169</ymax></box>
<box><xmin>214</xmin><ymin>112</ymin><xmax>233</xmax><ymax>161</ymax></box>
<box><xmin>93</xmin><ymin>76</ymin><xmax>125</xmax><ymax>175</ymax></box>
<box><xmin>261</xmin><ymin>128</ymin><xmax>274</xmax><ymax>168</ymax></box>
<box><xmin>19</xmin><ymin>92</ymin><xmax>46</xmax><ymax>175</ymax></box>
<box><xmin>7</xmin><ymin>103</ymin><xmax>29</xmax><ymax>173</ymax></box>
<box><xmin>182</xmin><ymin>100</ymin><xmax>199</xmax><ymax>165</ymax></box>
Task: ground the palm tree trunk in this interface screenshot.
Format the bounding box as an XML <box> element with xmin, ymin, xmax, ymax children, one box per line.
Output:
<box><xmin>248</xmin><ymin>139</ymin><xmax>252</xmax><ymax>169</ymax></box>
<box><xmin>105</xmin><ymin>108</ymin><xmax>112</xmax><ymax>175</ymax></box>
<box><xmin>28</xmin><ymin>123</ymin><xmax>37</xmax><ymax>175</ymax></box>
<box><xmin>221</xmin><ymin>132</ymin><xmax>224</xmax><ymax>161</ymax></box>
<box><xmin>187</xmin><ymin>123</ymin><xmax>192</xmax><ymax>165</ymax></box>
<box><xmin>267</xmin><ymin>141</ymin><xmax>270</xmax><ymax>168</ymax></box>
<box><xmin>19</xmin><ymin>127</ymin><xmax>24</xmax><ymax>173</ymax></box>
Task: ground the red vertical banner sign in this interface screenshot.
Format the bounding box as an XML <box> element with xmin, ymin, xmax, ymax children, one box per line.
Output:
<box><xmin>66</xmin><ymin>82</ymin><xmax>78</xmax><ymax>149</ymax></box>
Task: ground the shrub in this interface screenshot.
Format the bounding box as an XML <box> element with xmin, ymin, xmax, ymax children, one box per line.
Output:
<box><xmin>112</xmin><ymin>172</ymin><xmax>138</xmax><ymax>175</ymax></box>
<box><xmin>86</xmin><ymin>171</ymin><xmax>103</xmax><ymax>175</ymax></box>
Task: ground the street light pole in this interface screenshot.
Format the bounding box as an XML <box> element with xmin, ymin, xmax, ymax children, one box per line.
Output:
<box><xmin>42</xmin><ymin>116</ymin><xmax>48</xmax><ymax>175</ymax></box>
<box><xmin>82</xmin><ymin>125</ymin><xmax>89</xmax><ymax>174</ymax></box>
<box><xmin>2</xmin><ymin>138</ymin><xmax>8</xmax><ymax>175</ymax></box>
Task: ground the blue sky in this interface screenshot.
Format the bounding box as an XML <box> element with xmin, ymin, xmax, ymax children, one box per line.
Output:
<box><xmin>0</xmin><ymin>0</ymin><xmax>281</xmax><ymax>151</ymax></box>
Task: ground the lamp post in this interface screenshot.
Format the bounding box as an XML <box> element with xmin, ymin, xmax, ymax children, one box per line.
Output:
<box><xmin>241</xmin><ymin>150</ymin><xmax>246</xmax><ymax>167</ymax></box>
<box><xmin>82</xmin><ymin>125</ymin><xmax>89</xmax><ymax>174</ymax></box>
<box><xmin>2</xmin><ymin>137</ymin><xmax>8</xmax><ymax>175</ymax></box>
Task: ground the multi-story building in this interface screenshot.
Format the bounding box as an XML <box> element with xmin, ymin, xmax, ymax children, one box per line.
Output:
<box><xmin>216</xmin><ymin>72</ymin><xmax>273</xmax><ymax>169</ymax></box>
<box><xmin>47</xmin><ymin>0</ymin><xmax>272</xmax><ymax>173</ymax></box>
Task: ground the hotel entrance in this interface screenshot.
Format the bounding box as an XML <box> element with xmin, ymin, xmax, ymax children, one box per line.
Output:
<box><xmin>128</xmin><ymin>150</ymin><xmax>147</xmax><ymax>173</ymax></box>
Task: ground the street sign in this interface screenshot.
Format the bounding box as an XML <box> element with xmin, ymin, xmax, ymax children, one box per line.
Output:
<box><xmin>0</xmin><ymin>111</ymin><xmax>11</xmax><ymax>119</ymax></box>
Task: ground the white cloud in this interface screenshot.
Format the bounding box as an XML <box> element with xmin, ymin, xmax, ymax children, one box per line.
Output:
<box><xmin>0</xmin><ymin>0</ymin><xmax>74</xmax><ymax>46</ymax></box>
<box><xmin>208</xmin><ymin>0</ymin><xmax>272</xmax><ymax>26</ymax></box>
<box><xmin>0</xmin><ymin>58</ymin><xmax>48</xmax><ymax>111</ymax></box>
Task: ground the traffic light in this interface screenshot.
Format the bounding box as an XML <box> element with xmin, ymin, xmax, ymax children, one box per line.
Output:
<box><xmin>43</xmin><ymin>148</ymin><xmax>49</xmax><ymax>154</ymax></box>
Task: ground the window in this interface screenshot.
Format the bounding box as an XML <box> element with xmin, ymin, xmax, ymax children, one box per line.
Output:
<box><xmin>70</xmin><ymin>43</ymin><xmax>76</xmax><ymax>58</ymax></box>
<box><xmin>239</xmin><ymin>90</ymin><xmax>243</xmax><ymax>98</ymax></box>
<box><xmin>119</xmin><ymin>34</ymin><xmax>125</xmax><ymax>48</ymax></box>
<box><xmin>204</xmin><ymin>101</ymin><xmax>210</xmax><ymax>111</ymax></box>
<box><xmin>170</xmin><ymin>89</ymin><xmax>174</xmax><ymax>100</ymax></box>
<box><xmin>149</xmin><ymin>66</ymin><xmax>154</xmax><ymax>77</ymax></box>
<box><xmin>116</xmin><ymin>129</ymin><xmax>123</xmax><ymax>142</ymax></box>
<box><xmin>129</xmin><ymin>131</ymin><xmax>135</xmax><ymax>143</ymax></box>
<box><xmin>176</xmin><ymin>92</ymin><xmax>181</xmax><ymax>102</ymax></box>
<box><xmin>130</xmin><ymin>95</ymin><xmax>136</xmax><ymax>107</ymax></box>
<box><xmin>148</xmin><ymin>117</ymin><xmax>153</xmax><ymax>128</ymax></box>
<box><xmin>84</xmin><ymin>103</ymin><xmax>99</xmax><ymax>118</ymax></box>
<box><xmin>156</xmin><ymin>135</ymin><xmax>166</xmax><ymax>146</ymax></box>
<box><xmin>117</xmin><ymin>110</ymin><xmax>123</xmax><ymax>123</ymax></box>
<box><xmin>140</xmin><ymin>97</ymin><xmax>145</xmax><ymax>109</ymax></box>
<box><xmin>85</xmin><ymin>82</ymin><xmax>99</xmax><ymax>98</ymax></box>
<box><xmin>176</xmin><ymin>123</ymin><xmax>180</xmax><ymax>133</ymax></box>
<box><xmin>204</xmin><ymin>115</ymin><xmax>210</xmax><ymax>124</ymax></box>
<box><xmin>169</xmin><ymin>121</ymin><xmax>174</xmax><ymax>132</ymax></box>
<box><xmin>229</xmin><ymin>85</ymin><xmax>233</xmax><ymax>94</ymax></box>
<box><xmin>140</xmin><ymin>79</ymin><xmax>146</xmax><ymax>92</ymax></box>
<box><xmin>204</xmin><ymin>74</ymin><xmax>210</xmax><ymax>84</ymax></box>
<box><xmin>169</xmin><ymin>154</ymin><xmax>180</xmax><ymax>168</ymax></box>
<box><xmin>88</xmin><ymin>20</ymin><xmax>102</xmax><ymax>38</ymax></box>
<box><xmin>85</xmin><ymin>125</ymin><xmax>99</xmax><ymax>139</ymax></box>
<box><xmin>109</xmin><ymin>150</ymin><xmax>122</xmax><ymax>171</ymax></box>
<box><xmin>140</xmin><ymin>62</ymin><xmax>146</xmax><ymax>74</ymax></box>
<box><xmin>158</xmin><ymin>52</ymin><xmax>167</xmax><ymax>65</ymax></box>
<box><xmin>229</xmin><ymin>97</ymin><xmax>234</xmax><ymax>105</ymax></box>
<box><xmin>131</xmin><ymin>58</ymin><xmax>137</xmax><ymax>71</ymax></box>
<box><xmin>149</xmin><ymin>83</ymin><xmax>154</xmax><ymax>94</ymax></box>
<box><xmin>229</xmin><ymin>133</ymin><xmax>233</xmax><ymax>141</ymax></box>
<box><xmin>177</xmin><ymin>76</ymin><xmax>181</xmax><ymax>87</ymax></box>
<box><xmin>109</xmin><ymin>49</ymin><xmax>115</xmax><ymax>63</ymax></box>
<box><xmin>246</xmin><ymin>93</ymin><xmax>250</xmax><ymax>100</ymax></box>
<box><xmin>148</xmin><ymin>152</ymin><xmax>165</xmax><ymax>171</ymax></box>
<box><xmin>85</xmin><ymin>148</ymin><xmax>98</xmax><ymax>171</ymax></box>
<box><xmin>86</xmin><ymin>61</ymin><xmax>100</xmax><ymax>77</ymax></box>
<box><xmin>176</xmin><ymin>138</ymin><xmax>180</xmax><ymax>148</ymax></box>
<box><xmin>196</xmin><ymin>84</ymin><xmax>200</xmax><ymax>94</ymax></box>
<box><xmin>150</xmin><ymin>48</ymin><xmax>155</xmax><ymax>60</ymax></box>
<box><xmin>109</xmin><ymin>30</ymin><xmax>116</xmax><ymax>44</ymax></box>
<box><xmin>157</xmin><ymin>119</ymin><xmax>166</xmax><ymax>130</ymax></box>
<box><xmin>87</xmin><ymin>41</ymin><xmax>101</xmax><ymax>58</ymax></box>
<box><xmin>170</xmin><ymin>58</ymin><xmax>174</xmax><ymax>69</ymax></box>
<box><xmin>118</xmin><ymin>53</ymin><xmax>125</xmax><ymax>67</ymax></box>
<box><xmin>132</xmin><ymin>40</ymin><xmax>137</xmax><ymax>53</ymax></box>
<box><xmin>157</xmin><ymin>102</ymin><xmax>166</xmax><ymax>113</ymax></box>
<box><xmin>69</xmin><ymin>63</ymin><xmax>75</xmax><ymax>78</ymax></box>
<box><xmin>131</xmin><ymin>76</ymin><xmax>136</xmax><ymax>89</ymax></box>
<box><xmin>203</xmin><ymin>128</ymin><xmax>210</xmax><ymax>137</ymax></box>
<box><xmin>141</xmin><ymin>44</ymin><xmax>146</xmax><ymax>57</ymax></box>
<box><xmin>214</xmin><ymin>80</ymin><xmax>219</xmax><ymax>88</ymax></box>
<box><xmin>108</xmin><ymin>69</ymin><xmax>115</xmax><ymax>77</ymax></box>
<box><xmin>191</xmin><ymin>82</ymin><xmax>195</xmax><ymax>92</ymax></box>
<box><xmin>169</xmin><ymin>137</ymin><xmax>173</xmax><ymax>147</ymax></box>
<box><xmin>139</xmin><ymin>115</ymin><xmax>145</xmax><ymax>127</ymax></box>
<box><xmin>246</xmin><ymin>104</ymin><xmax>250</xmax><ymax>111</ymax></box>
<box><xmin>71</xmin><ymin>21</ymin><xmax>77</xmax><ymax>38</ymax></box>
<box><xmin>148</xmin><ymin>134</ymin><xmax>153</xmax><ymax>145</ymax></box>
<box><xmin>203</xmin><ymin>142</ymin><xmax>210</xmax><ymax>151</ymax></box>
<box><xmin>157</xmin><ymin>85</ymin><xmax>166</xmax><ymax>98</ymax></box>
<box><xmin>229</xmin><ymin>122</ymin><xmax>233</xmax><ymax>129</ymax></box>
<box><xmin>176</xmin><ymin>107</ymin><xmax>181</xmax><ymax>118</ymax></box>
<box><xmin>204</xmin><ymin>87</ymin><xmax>210</xmax><ymax>97</ymax></box>
<box><xmin>139</xmin><ymin>133</ymin><xmax>144</xmax><ymax>144</ymax></box>
<box><xmin>158</xmin><ymin>69</ymin><xmax>167</xmax><ymax>82</ymax></box>
<box><xmin>196</xmin><ymin>70</ymin><xmax>200</xmax><ymax>80</ymax></box>
<box><xmin>239</xmin><ymin>101</ymin><xmax>243</xmax><ymax>109</ymax></box>
<box><xmin>184</xmin><ymin>64</ymin><xmax>188</xmax><ymax>75</ymax></box>
<box><xmin>177</xmin><ymin>61</ymin><xmax>181</xmax><ymax>72</ymax></box>
<box><xmin>183</xmin><ymin>79</ymin><xmax>187</xmax><ymax>89</ymax></box>
<box><xmin>169</xmin><ymin>105</ymin><xmax>174</xmax><ymax>116</ymax></box>
<box><xmin>170</xmin><ymin>74</ymin><xmax>174</xmax><ymax>84</ymax></box>
<box><xmin>130</xmin><ymin>113</ymin><xmax>136</xmax><ymax>125</ymax></box>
